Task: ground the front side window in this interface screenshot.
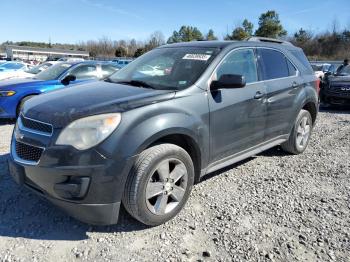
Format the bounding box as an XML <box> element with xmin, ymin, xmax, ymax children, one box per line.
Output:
<box><xmin>215</xmin><ymin>49</ymin><xmax>258</xmax><ymax>84</ymax></box>
<box><xmin>258</xmin><ymin>49</ymin><xmax>289</xmax><ymax>80</ymax></box>
<box><xmin>108</xmin><ymin>47</ymin><xmax>220</xmax><ymax>90</ymax></box>
<box><xmin>69</xmin><ymin>65</ymin><xmax>97</xmax><ymax>79</ymax></box>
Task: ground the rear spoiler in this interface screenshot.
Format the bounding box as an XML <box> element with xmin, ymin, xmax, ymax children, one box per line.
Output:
<box><xmin>247</xmin><ymin>37</ymin><xmax>294</xmax><ymax>46</ymax></box>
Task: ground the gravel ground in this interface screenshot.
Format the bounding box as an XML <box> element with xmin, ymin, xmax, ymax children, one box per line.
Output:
<box><xmin>0</xmin><ymin>109</ymin><xmax>349</xmax><ymax>262</ymax></box>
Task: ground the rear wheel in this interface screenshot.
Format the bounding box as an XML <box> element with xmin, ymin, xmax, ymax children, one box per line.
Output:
<box><xmin>16</xmin><ymin>95</ymin><xmax>36</xmax><ymax>117</ymax></box>
<box><xmin>281</xmin><ymin>109</ymin><xmax>313</xmax><ymax>154</ymax></box>
<box><xmin>122</xmin><ymin>144</ymin><xmax>194</xmax><ymax>226</ymax></box>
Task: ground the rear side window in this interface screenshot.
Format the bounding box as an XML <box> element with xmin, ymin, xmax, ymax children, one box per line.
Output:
<box><xmin>258</xmin><ymin>49</ymin><xmax>289</xmax><ymax>80</ymax></box>
<box><xmin>290</xmin><ymin>50</ymin><xmax>313</xmax><ymax>74</ymax></box>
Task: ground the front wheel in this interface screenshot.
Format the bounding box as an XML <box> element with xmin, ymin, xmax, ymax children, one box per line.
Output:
<box><xmin>281</xmin><ymin>109</ymin><xmax>313</xmax><ymax>154</ymax></box>
<box><xmin>122</xmin><ymin>144</ymin><xmax>194</xmax><ymax>226</ymax></box>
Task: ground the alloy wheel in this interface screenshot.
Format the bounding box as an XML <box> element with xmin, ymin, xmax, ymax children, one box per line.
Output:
<box><xmin>296</xmin><ymin>116</ymin><xmax>311</xmax><ymax>149</ymax></box>
<box><xmin>145</xmin><ymin>158</ymin><xmax>188</xmax><ymax>215</ymax></box>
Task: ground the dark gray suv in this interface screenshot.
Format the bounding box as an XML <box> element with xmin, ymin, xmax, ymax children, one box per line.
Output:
<box><xmin>9</xmin><ymin>38</ymin><xmax>319</xmax><ymax>226</ymax></box>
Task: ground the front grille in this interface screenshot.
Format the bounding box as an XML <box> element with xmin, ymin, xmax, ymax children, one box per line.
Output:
<box><xmin>15</xmin><ymin>141</ymin><xmax>43</xmax><ymax>162</ymax></box>
<box><xmin>20</xmin><ymin>115</ymin><xmax>53</xmax><ymax>135</ymax></box>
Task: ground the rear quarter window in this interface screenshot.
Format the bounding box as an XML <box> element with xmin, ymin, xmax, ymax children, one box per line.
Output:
<box><xmin>287</xmin><ymin>59</ymin><xmax>297</xmax><ymax>76</ymax></box>
<box><xmin>290</xmin><ymin>50</ymin><xmax>313</xmax><ymax>74</ymax></box>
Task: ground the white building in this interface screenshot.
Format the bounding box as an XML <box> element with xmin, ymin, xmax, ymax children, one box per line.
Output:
<box><xmin>5</xmin><ymin>45</ymin><xmax>89</xmax><ymax>61</ymax></box>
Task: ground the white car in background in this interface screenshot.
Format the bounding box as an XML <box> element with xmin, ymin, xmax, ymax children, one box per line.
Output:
<box><xmin>311</xmin><ymin>63</ymin><xmax>331</xmax><ymax>80</ymax></box>
<box><xmin>0</xmin><ymin>61</ymin><xmax>58</xmax><ymax>80</ymax></box>
<box><xmin>0</xmin><ymin>61</ymin><xmax>32</xmax><ymax>80</ymax></box>
<box><xmin>138</xmin><ymin>65</ymin><xmax>167</xmax><ymax>76</ymax></box>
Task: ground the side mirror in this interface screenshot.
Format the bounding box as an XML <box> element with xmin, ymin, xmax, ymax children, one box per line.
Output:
<box><xmin>211</xmin><ymin>74</ymin><xmax>246</xmax><ymax>90</ymax></box>
<box><xmin>61</xmin><ymin>75</ymin><xmax>76</xmax><ymax>86</ymax></box>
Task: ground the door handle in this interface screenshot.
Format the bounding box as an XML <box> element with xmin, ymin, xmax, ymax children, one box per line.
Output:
<box><xmin>254</xmin><ymin>91</ymin><xmax>265</xmax><ymax>99</ymax></box>
<box><xmin>292</xmin><ymin>81</ymin><xmax>299</xmax><ymax>88</ymax></box>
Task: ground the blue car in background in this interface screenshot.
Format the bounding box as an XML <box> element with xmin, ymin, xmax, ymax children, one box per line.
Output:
<box><xmin>0</xmin><ymin>61</ymin><xmax>120</xmax><ymax>119</ymax></box>
<box><xmin>0</xmin><ymin>61</ymin><xmax>29</xmax><ymax>72</ymax></box>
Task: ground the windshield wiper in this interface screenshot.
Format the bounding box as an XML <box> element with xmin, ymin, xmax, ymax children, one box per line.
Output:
<box><xmin>104</xmin><ymin>77</ymin><xmax>113</xmax><ymax>83</ymax></box>
<box><xmin>115</xmin><ymin>80</ymin><xmax>156</xmax><ymax>89</ymax></box>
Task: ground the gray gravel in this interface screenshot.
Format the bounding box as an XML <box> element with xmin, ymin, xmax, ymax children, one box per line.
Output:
<box><xmin>0</xmin><ymin>110</ymin><xmax>349</xmax><ymax>262</ymax></box>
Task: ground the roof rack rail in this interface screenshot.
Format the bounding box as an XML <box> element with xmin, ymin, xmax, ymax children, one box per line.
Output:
<box><xmin>247</xmin><ymin>37</ymin><xmax>294</xmax><ymax>46</ymax></box>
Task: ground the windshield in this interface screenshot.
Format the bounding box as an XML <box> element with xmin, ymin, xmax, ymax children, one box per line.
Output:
<box><xmin>26</xmin><ymin>62</ymin><xmax>52</xmax><ymax>74</ymax></box>
<box><xmin>0</xmin><ymin>62</ymin><xmax>24</xmax><ymax>70</ymax></box>
<box><xmin>35</xmin><ymin>63</ymin><xmax>72</xmax><ymax>80</ymax></box>
<box><xmin>311</xmin><ymin>64</ymin><xmax>322</xmax><ymax>71</ymax></box>
<box><xmin>338</xmin><ymin>65</ymin><xmax>350</xmax><ymax>76</ymax></box>
<box><xmin>108</xmin><ymin>47</ymin><xmax>220</xmax><ymax>90</ymax></box>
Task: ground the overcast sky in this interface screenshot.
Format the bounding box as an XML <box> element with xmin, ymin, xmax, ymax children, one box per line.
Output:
<box><xmin>1</xmin><ymin>0</ymin><xmax>349</xmax><ymax>44</ymax></box>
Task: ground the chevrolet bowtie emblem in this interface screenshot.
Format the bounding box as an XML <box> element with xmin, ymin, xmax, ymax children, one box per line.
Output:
<box><xmin>16</xmin><ymin>133</ymin><xmax>24</xmax><ymax>140</ymax></box>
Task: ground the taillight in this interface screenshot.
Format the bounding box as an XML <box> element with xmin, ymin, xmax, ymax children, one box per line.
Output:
<box><xmin>315</xmin><ymin>79</ymin><xmax>321</xmax><ymax>94</ymax></box>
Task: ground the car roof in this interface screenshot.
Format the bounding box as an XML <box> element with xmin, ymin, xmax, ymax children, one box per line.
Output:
<box><xmin>160</xmin><ymin>41</ymin><xmax>236</xmax><ymax>49</ymax></box>
<box><xmin>159</xmin><ymin>40</ymin><xmax>301</xmax><ymax>51</ymax></box>
<box><xmin>56</xmin><ymin>60</ymin><xmax>118</xmax><ymax>66</ymax></box>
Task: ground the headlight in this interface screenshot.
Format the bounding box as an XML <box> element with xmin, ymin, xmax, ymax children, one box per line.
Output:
<box><xmin>0</xmin><ymin>91</ymin><xmax>16</xmax><ymax>97</ymax></box>
<box><xmin>56</xmin><ymin>113</ymin><xmax>121</xmax><ymax>150</ymax></box>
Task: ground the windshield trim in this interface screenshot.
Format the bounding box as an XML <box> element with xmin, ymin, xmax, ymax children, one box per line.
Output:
<box><xmin>338</xmin><ymin>65</ymin><xmax>350</xmax><ymax>76</ymax></box>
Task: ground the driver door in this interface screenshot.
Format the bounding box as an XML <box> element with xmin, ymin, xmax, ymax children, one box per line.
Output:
<box><xmin>208</xmin><ymin>48</ymin><xmax>267</xmax><ymax>164</ymax></box>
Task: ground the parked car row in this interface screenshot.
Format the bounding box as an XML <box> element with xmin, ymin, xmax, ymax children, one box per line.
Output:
<box><xmin>0</xmin><ymin>61</ymin><xmax>121</xmax><ymax>119</ymax></box>
<box><xmin>0</xmin><ymin>61</ymin><xmax>34</xmax><ymax>80</ymax></box>
<box><xmin>320</xmin><ymin>63</ymin><xmax>350</xmax><ymax>106</ymax></box>
<box><xmin>111</xmin><ymin>59</ymin><xmax>133</xmax><ymax>68</ymax></box>
<box><xmin>310</xmin><ymin>61</ymin><xmax>350</xmax><ymax>106</ymax></box>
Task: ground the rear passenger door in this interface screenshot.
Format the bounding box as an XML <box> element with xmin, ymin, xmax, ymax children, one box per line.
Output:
<box><xmin>257</xmin><ymin>48</ymin><xmax>300</xmax><ymax>141</ymax></box>
<box><xmin>208</xmin><ymin>48</ymin><xmax>267</xmax><ymax>163</ymax></box>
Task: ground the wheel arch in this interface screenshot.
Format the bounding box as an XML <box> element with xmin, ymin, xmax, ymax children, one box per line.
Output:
<box><xmin>147</xmin><ymin>133</ymin><xmax>202</xmax><ymax>184</ymax></box>
<box><xmin>16</xmin><ymin>93</ymin><xmax>40</xmax><ymax>116</ymax></box>
<box><xmin>302</xmin><ymin>100</ymin><xmax>318</xmax><ymax>125</ymax></box>
<box><xmin>134</xmin><ymin>129</ymin><xmax>203</xmax><ymax>184</ymax></box>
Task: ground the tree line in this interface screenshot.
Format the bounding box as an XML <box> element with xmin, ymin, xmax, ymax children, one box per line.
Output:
<box><xmin>1</xmin><ymin>10</ymin><xmax>349</xmax><ymax>60</ymax></box>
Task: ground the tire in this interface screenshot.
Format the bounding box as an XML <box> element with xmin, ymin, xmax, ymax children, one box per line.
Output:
<box><xmin>122</xmin><ymin>144</ymin><xmax>194</xmax><ymax>226</ymax></box>
<box><xmin>281</xmin><ymin>109</ymin><xmax>313</xmax><ymax>155</ymax></box>
<box><xmin>17</xmin><ymin>95</ymin><xmax>36</xmax><ymax>117</ymax></box>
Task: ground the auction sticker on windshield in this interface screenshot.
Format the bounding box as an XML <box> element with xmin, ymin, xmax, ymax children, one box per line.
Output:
<box><xmin>182</xmin><ymin>54</ymin><xmax>211</xmax><ymax>61</ymax></box>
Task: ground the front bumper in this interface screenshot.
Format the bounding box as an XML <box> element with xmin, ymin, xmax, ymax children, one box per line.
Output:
<box><xmin>8</xmin><ymin>157</ymin><xmax>126</xmax><ymax>225</ymax></box>
<box><xmin>8</xmin><ymin>118</ymin><xmax>137</xmax><ymax>225</ymax></box>
<box><xmin>321</xmin><ymin>86</ymin><xmax>350</xmax><ymax>105</ymax></box>
<box><xmin>0</xmin><ymin>97</ymin><xmax>18</xmax><ymax>119</ymax></box>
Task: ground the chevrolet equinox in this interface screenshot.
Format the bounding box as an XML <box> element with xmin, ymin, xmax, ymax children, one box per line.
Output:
<box><xmin>9</xmin><ymin>38</ymin><xmax>319</xmax><ymax>226</ymax></box>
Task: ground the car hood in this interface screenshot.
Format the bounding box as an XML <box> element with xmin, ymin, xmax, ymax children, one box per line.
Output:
<box><xmin>0</xmin><ymin>78</ymin><xmax>60</xmax><ymax>90</ymax></box>
<box><xmin>328</xmin><ymin>75</ymin><xmax>350</xmax><ymax>83</ymax></box>
<box><xmin>23</xmin><ymin>81</ymin><xmax>176</xmax><ymax>127</ymax></box>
